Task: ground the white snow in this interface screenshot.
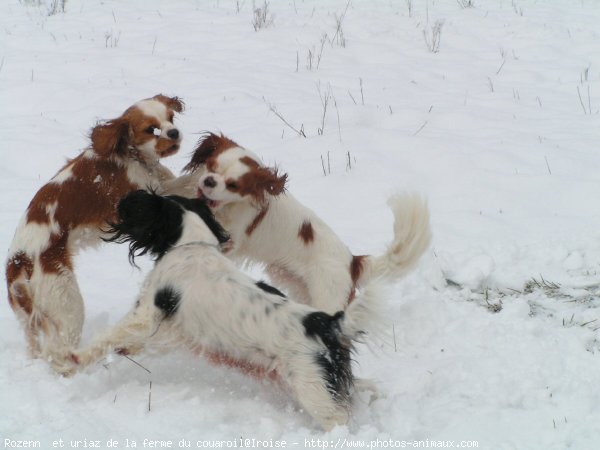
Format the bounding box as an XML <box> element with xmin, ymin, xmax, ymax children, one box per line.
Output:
<box><xmin>2</xmin><ymin>0</ymin><xmax>600</xmax><ymax>448</ymax></box>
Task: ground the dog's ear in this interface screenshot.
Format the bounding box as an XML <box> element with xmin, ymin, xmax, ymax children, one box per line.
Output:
<box><xmin>152</xmin><ymin>94</ymin><xmax>185</xmax><ymax>113</ymax></box>
<box><xmin>240</xmin><ymin>166</ymin><xmax>287</xmax><ymax>204</ymax></box>
<box><xmin>183</xmin><ymin>132</ymin><xmax>239</xmax><ymax>173</ymax></box>
<box><xmin>115</xmin><ymin>190</ymin><xmax>161</xmax><ymax>226</ymax></box>
<box><xmin>256</xmin><ymin>166</ymin><xmax>287</xmax><ymax>197</ymax></box>
<box><xmin>105</xmin><ymin>190</ymin><xmax>184</xmax><ymax>264</ymax></box>
<box><xmin>90</xmin><ymin>118</ymin><xmax>129</xmax><ymax>158</ymax></box>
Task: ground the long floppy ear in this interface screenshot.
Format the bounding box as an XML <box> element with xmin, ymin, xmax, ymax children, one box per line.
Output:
<box><xmin>104</xmin><ymin>190</ymin><xmax>184</xmax><ymax>264</ymax></box>
<box><xmin>90</xmin><ymin>118</ymin><xmax>129</xmax><ymax>158</ymax></box>
<box><xmin>259</xmin><ymin>167</ymin><xmax>287</xmax><ymax>197</ymax></box>
<box><xmin>152</xmin><ymin>94</ymin><xmax>185</xmax><ymax>113</ymax></box>
<box><xmin>240</xmin><ymin>166</ymin><xmax>287</xmax><ymax>204</ymax></box>
<box><xmin>183</xmin><ymin>132</ymin><xmax>239</xmax><ymax>173</ymax></box>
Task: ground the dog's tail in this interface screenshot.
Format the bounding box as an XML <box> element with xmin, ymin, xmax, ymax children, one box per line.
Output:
<box><xmin>358</xmin><ymin>193</ymin><xmax>431</xmax><ymax>286</ymax></box>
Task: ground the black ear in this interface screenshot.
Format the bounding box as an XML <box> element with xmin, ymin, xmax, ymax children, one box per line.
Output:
<box><xmin>166</xmin><ymin>195</ymin><xmax>231</xmax><ymax>245</ymax></box>
<box><xmin>105</xmin><ymin>190</ymin><xmax>184</xmax><ymax>264</ymax></box>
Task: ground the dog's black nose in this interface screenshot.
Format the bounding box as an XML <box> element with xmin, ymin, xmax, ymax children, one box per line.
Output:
<box><xmin>204</xmin><ymin>176</ymin><xmax>217</xmax><ymax>188</ymax></box>
<box><xmin>167</xmin><ymin>129</ymin><xmax>179</xmax><ymax>140</ymax></box>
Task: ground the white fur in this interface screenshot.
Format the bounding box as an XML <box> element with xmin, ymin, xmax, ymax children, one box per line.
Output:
<box><xmin>70</xmin><ymin>208</ymin><xmax>384</xmax><ymax>430</ymax></box>
<box><xmin>50</xmin><ymin>164</ymin><xmax>75</xmax><ymax>184</ymax></box>
<box><xmin>197</xmin><ymin>143</ymin><xmax>432</xmax><ymax>314</ymax></box>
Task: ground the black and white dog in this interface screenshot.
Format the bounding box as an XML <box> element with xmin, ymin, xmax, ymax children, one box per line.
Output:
<box><xmin>69</xmin><ymin>190</ymin><xmax>383</xmax><ymax>430</ymax></box>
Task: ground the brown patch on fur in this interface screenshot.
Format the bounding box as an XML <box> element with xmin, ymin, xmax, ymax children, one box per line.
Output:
<box><xmin>348</xmin><ymin>255</ymin><xmax>366</xmax><ymax>304</ymax></box>
<box><xmin>245</xmin><ymin>206</ymin><xmax>269</xmax><ymax>236</ymax></box>
<box><xmin>10</xmin><ymin>284</ymin><xmax>33</xmax><ymax>315</ymax></box>
<box><xmin>184</xmin><ymin>132</ymin><xmax>240</xmax><ymax>172</ymax></box>
<box><xmin>6</xmin><ymin>252</ymin><xmax>35</xmax><ymax>314</ymax></box>
<box><xmin>239</xmin><ymin>156</ymin><xmax>260</xmax><ymax>169</ymax></box>
<box><xmin>39</xmin><ymin>232</ymin><xmax>72</xmax><ymax>273</ymax></box>
<box><xmin>152</xmin><ymin>94</ymin><xmax>185</xmax><ymax>113</ymax></box>
<box><xmin>18</xmin><ymin>153</ymin><xmax>138</xmax><ymax>277</ymax></box>
<box><xmin>6</xmin><ymin>252</ymin><xmax>34</xmax><ymax>283</ymax></box>
<box><xmin>26</xmin><ymin>182</ymin><xmax>61</xmax><ymax>224</ymax></box>
<box><xmin>154</xmin><ymin>138</ymin><xmax>180</xmax><ymax>157</ymax></box>
<box><xmin>236</xmin><ymin>161</ymin><xmax>287</xmax><ymax>205</ymax></box>
<box><xmin>54</xmin><ymin>154</ymin><xmax>136</xmax><ymax>229</ymax></box>
<box><xmin>298</xmin><ymin>220</ymin><xmax>314</xmax><ymax>244</ymax></box>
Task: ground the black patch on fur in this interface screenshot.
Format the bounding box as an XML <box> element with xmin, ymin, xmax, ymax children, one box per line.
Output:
<box><xmin>104</xmin><ymin>190</ymin><xmax>230</xmax><ymax>264</ymax></box>
<box><xmin>255</xmin><ymin>280</ymin><xmax>287</xmax><ymax>298</ymax></box>
<box><xmin>302</xmin><ymin>311</ymin><xmax>353</xmax><ymax>403</ymax></box>
<box><xmin>154</xmin><ymin>285</ymin><xmax>181</xmax><ymax>318</ymax></box>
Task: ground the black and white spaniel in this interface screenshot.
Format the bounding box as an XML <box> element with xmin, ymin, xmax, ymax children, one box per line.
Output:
<box><xmin>69</xmin><ymin>190</ymin><xmax>383</xmax><ymax>430</ymax></box>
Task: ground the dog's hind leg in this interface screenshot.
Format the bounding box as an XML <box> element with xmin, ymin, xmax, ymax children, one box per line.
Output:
<box><xmin>34</xmin><ymin>270</ymin><xmax>85</xmax><ymax>374</ymax></box>
<box><xmin>284</xmin><ymin>358</ymin><xmax>350</xmax><ymax>431</ymax></box>
<box><xmin>7</xmin><ymin>280</ymin><xmax>43</xmax><ymax>358</ymax></box>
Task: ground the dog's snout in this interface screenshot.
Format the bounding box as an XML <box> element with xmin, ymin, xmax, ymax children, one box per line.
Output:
<box><xmin>167</xmin><ymin>129</ymin><xmax>180</xmax><ymax>140</ymax></box>
<box><xmin>203</xmin><ymin>176</ymin><xmax>217</xmax><ymax>188</ymax></box>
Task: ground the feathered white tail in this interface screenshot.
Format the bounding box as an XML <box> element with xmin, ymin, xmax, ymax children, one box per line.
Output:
<box><xmin>361</xmin><ymin>193</ymin><xmax>431</xmax><ymax>284</ymax></box>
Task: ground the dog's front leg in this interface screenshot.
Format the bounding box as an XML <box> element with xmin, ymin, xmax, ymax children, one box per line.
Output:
<box><xmin>71</xmin><ymin>304</ymin><xmax>157</xmax><ymax>370</ymax></box>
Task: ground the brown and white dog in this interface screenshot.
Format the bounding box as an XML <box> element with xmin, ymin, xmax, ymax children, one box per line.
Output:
<box><xmin>5</xmin><ymin>94</ymin><xmax>193</xmax><ymax>371</ymax></box>
<box><xmin>184</xmin><ymin>133</ymin><xmax>432</xmax><ymax>315</ymax></box>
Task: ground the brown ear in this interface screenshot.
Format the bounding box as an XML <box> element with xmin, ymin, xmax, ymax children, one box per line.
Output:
<box><xmin>242</xmin><ymin>166</ymin><xmax>287</xmax><ymax>204</ymax></box>
<box><xmin>90</xmin><ymin>118</ymin><xmax>129</xmax><ymax>157</ymax></box>
<box><xmin>152</xmin><ymin>94</ymin><xmax>185</xmax><ymax>113</ymax></box>
<box><xmin>183</xmin><ymin>132</ymin><xmax>239</xmax><ymax>172</ymax></box>
<box><xmin>262</xmin><ymin>167</ymin><xmax>287</xmax><ymax>196</ymax></box>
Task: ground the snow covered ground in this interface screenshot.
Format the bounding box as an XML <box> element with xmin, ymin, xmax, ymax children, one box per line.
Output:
<box><xmin>2</xmin><ymin>0</ymin><xmax>600</xmax><ymax>448</ymax></box>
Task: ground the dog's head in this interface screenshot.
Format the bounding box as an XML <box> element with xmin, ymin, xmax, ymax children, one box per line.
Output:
<box><xmin>105</xmin><ymin>190</ymin><xmax>230</xmax><ymax>264</ymax></box>
<box><xmin>90</xmin><ymin>94</ymin><xmax>185</xmax><ymax>162</ymax></box>
<box><xmin>183</xmin><ymin>133</ymin><xmax>287</xmax><ymax>210</ymax></box>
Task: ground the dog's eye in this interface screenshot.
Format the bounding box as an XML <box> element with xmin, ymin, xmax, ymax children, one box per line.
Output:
<box><xmin>226</xmin><ymin>181</ymin><xmax>238</xmax><ymax>190</ymax></box>
<box><xmin>146</xmin><ymin>126</ymin><xmax>161</xmax><ymax>136</ymax></box>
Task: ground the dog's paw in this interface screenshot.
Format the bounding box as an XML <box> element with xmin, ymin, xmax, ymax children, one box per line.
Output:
<box><xmin>67</xmin><ymin>349</ymin><xmax>96</xmax><ymax>369</ymax></box>
<box><xmin>116</xmin><ymin>343</ymin><xmax>144</xmax><ymax>356</ymax></box>
<box><xmin>48</xmin><ymin>352</ymin><xmax>80</xmax><ymax>377</ymax></box>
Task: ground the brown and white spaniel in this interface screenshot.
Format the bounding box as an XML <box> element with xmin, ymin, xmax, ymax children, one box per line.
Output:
<box><xmin>5</xmin><ymin>94</ymin><xmax>192</xmax><ymax>372</ymax></box>
<box><xmin>185</xmin><ymin>132</ymin><xmax>432</xmax><ymax>315</ymax></box>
